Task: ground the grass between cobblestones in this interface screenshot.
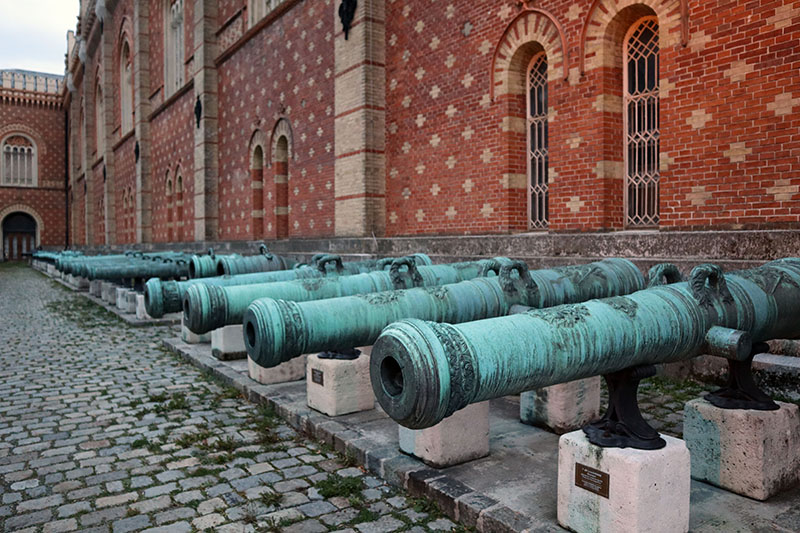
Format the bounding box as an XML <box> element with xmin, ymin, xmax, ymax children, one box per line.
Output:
<box><xmin>1</xmin><ymin>264</ymin><xmax>476</xmax><ymax>533</ymax></box>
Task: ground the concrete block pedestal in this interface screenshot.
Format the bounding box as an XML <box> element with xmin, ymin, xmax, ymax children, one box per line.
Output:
<box><xmin>90</xmin><ymin>280</ymin><xmax>103</xmax><ymax>297</ymax></box>
<box><xmin>248</xmin><ymin>355</ymin><xmax>307</xmax><ymax>385</ymax></box>
<box><xmin>181</xmin><ymin>316</ymin><xmax>210</xmax><ymax>344</ymax></box>
<box><xmin>211</xmin><ymin>325</ymin><xmax>247</xmax><ymax>360</ymax></box>
<box><xmin>557</xmin><ymin>431</ymin><xmax>690</xmax><ymax>533</ymax></box>
<box><xmin>306</xmin><ymin>348</ymin><xmax>374</xmax><ymax>417</ymax></box>
<box><xmin>683</xmin><ymin>398</ymin><xmax>800</xmax><ymax>500</ymax></box>
<box><xmin>124</xmin><ymin>291</ymin><xmax>138</xmax><ymax>313</ymax></box>
<box><xmin>101</xmin><ymin>282</ymin><xmax>118</xmax><ymax>304</ymax></box>
<box><xmin>399</xmin><ymin>401</ymin><xmax>490</xmax><ymax>468</ymax></box>
<box><xmin>135</xmin><ymin>294</ymin><xmax>149</xmax><ymax>319</ymax></box>
<box><xmin>116</xmin><ymin>288</ymin><xmax>130</xmax><ymax>310</ymax></box>
<box><xmin>520</xmin><ymin>376</ymin><xmax>601</xmax><ymax>434</ymax></box>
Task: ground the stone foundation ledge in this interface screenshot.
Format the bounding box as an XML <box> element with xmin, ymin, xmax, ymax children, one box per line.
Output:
<box><xmin>160</xmin><ymin>337</ymin><xmax>800</xmax><ymax>533</ymax></box>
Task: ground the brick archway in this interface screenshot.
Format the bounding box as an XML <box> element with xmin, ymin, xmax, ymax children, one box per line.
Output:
<box><xmin>490</xmin><ymin>8</ymin><xmax>568</xmax><ymax>100</ymax></box>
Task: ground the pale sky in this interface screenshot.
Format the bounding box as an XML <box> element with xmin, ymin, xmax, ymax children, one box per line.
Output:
<box><xmin>0</xmin><ymin>0</ymin><xmax>80</xmax><ymax>75</ymax></box>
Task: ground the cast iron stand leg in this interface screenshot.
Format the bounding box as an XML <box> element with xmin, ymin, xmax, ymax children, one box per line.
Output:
<box><xmin>583</xmin><ymin>364</ymin><xmax>666</xmax><ymax>450</ymax></box>
<box><xmin>706</xmin><ymin>342</ymin><xmax>779</xmax><ymax>411</ymax></box>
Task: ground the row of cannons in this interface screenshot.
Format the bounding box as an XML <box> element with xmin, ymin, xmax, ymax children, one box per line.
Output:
<box><xmin>32</xmin><ymin>248</ymin><xmax>800</xmax><ymax>532</ymax></box>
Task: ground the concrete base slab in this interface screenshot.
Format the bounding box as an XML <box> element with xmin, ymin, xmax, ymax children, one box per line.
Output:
<box><xmin>211</xmin><ymin>325</ymin><xmax>247</xmax><ymax>360</ymax></box>
<box><xmin>683</xmin><ymin>398</ymin><xmax>800</xmax><ymax>500</ymax></box>
<box><xmin>182</xmin><ymin>316</ymin><xmax>210</xmax><ymax>344</ymax></box>
<box><xmin>159</xmin><ymin>335</ymin><xmax>800</xmax><ymax>533</ymax></box>
<box><xmin>248</xmin><ymin>355</ymin><xmax>306</xmax><ymax>385</ymax></box>
<box><xmin>306</xmin><ymin>348</ymin><xmax>374</xmax><ymax>417</ymax></box>
<box><xmin>90</xmin><ymin>280</ymin><xmax>103</xmax><ymax>297</ymax></box>
<box><xmin>399</xmin><ymin>401</ymin><xmax>490</xmax><ymax>468</ymax></box>
<box><xmin>557</xmin><ymin>431</ymin><xmax>690</xmax><ymax>533</ymax></box>
<box><xmin>520</xmin><ymin>377</ymin><xmax>601</xmax><ymax>434</ymax></box>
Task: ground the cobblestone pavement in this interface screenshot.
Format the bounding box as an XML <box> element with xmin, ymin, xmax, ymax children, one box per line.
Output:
<box><xmin>0</xmin><ymin>264</ymin><xmax>466</xmax><ymax>533</ymax></box>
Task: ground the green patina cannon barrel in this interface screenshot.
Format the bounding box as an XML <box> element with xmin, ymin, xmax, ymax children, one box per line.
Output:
<box><xmin>244</xmin><ymin>258</ymin><xmax>645</xmax><ymax>369</ymax></box>
<box><xmin>369</xmin><ymin>259</ymin><xmax>800</xmax><ymax>429</ymax></box>
<box><xmin>86</xmin><ymin>255</ymin><xmax>191</xmax><ymax>281</ymax></box>
<box><xmin>213</xmin><ymin>245</ymin><xmax>296</xmax><ymax>276</ymax></box>
<box><xmin>57</xmin><ymin>251</ymin><xmax>138</xmax><ymax>275</ymax></box>
<box><xmin>183</xmin><ymin>257</ymin><xmax>507</xmax><ymax>334</ymax></box>
<box><xmin>189</xmin><ymin>249</ymin><xmax>238</xmax><ymax>279</ymax></box>
<box><xmin>143</xmin><ymin>253</ymin><xmax>433</xmax><ymax>318</ymax></box>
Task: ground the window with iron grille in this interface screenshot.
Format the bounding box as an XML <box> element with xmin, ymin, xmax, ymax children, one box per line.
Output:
<box><xmin>623</xmin><ymin>17</ymin><xmax>660</xmax><ymax>227</ymax></box>
<box><xmin>527</xmin><ymin>52</ymin><xmax>549</xmax><ymax>229</ymax></box>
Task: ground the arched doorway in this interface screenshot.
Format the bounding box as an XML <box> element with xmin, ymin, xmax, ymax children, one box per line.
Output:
<box><xmin>2</xmin><ymin>212</ymin><xmax>37</xmax><ymax>260</ymax></box>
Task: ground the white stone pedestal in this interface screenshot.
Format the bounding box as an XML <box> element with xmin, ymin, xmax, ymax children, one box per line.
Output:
<box><xmin>76</xmin><ymin>276</ymin><xmax>89</xmax><ymax>290</ymax></box>
<box><xmin>46</xmin><ymin>264</ymin><xmax>56</xmax><ymax>276</ymax></box>
<box><xmin>116</xmin><ymin>288</ymin><xmax>130</xmax><ymax>310</ymax></box>
<box><xmin>683</xmin><ymin>398</ymin><xmax>800</xmax><ymax>500</ymax></box>
<box><xmin>520</xmin><ymin>377</ymin><xmax>601</xmax><ymax>434</ymax></box>
<box><xmin>306</xmin><ymin>348</ymin><xmax>374</xmax><ymax>417</ymax></box>
<box><xmin>557</xmin><ymin>431</ymin><xmax>690</xmax><ymax>533</ymax></box>
<box><xmin>399</xmin><ymin>401</ymin><xmax>490</xmax><ymax>468</ymax></box>
<box><xmin>101</xmin><ymin>282</ymin><xmax>118</xmax><ymax>304</ymax></box>
<box><xmin>124</xmin><ymin>291</ymin><xmax>138</xmax><ymax>313</ymax></box>
<box><xmin>135</xmin><ymin>294</ymin><xmax>149</xmax><ymax>320</ymax></box>
<box><xmin>90</xmin><ymin>280</ymin><xmax>103</xmax><ymax>297</ymax></box>
<box><xmin>181</xmin><ymin>316</ymin><xmax>210</xmax><ymax>344</ymax></box>
<box><xmin>248</xmin><ymin>355</ymin><xmax>307</xmax><ymax>385</ymax></box>
<box><xmin>211</xmin><ymin>325</ymin><xmax>247</xmax><ymax>360</ymax></box>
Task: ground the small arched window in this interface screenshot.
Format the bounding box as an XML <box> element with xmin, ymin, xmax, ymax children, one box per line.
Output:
<box><xmin>527</xmin><ymin>52</ymin><xmax>549</xmax><ymax>229</ymax></box>
<box><xmin>623</xmin><ymin>16</ymin><xmax>660</xmax><ymax>227</ymax></box>
<box><xmin>248</xmin><ymin>0</ymin><xmax>280</xmax><ymax>28</ymax></box>
<box><xmin>120</xmin><ymin>40</ymin><xmax>134</xmax><ymax>133</ymax></box>
<box><xmin>1</xmin><ymin>135</ymin><xmax>38</xmax><ymax>187</ymax></box>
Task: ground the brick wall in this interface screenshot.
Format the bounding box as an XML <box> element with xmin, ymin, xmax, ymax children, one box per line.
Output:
<box><xmin>0</xmin><ymin>94</ymin><xmax>67</xmax><ymax>249</ymax></box>
<box><xmin>217</xmin><ymin>0</ymin><xmax>337</xmax><ymax>240</ymax></box>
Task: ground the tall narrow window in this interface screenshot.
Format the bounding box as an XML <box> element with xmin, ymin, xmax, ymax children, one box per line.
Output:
<box><xmin>1</xmin><ymin>135</ymin><xmax>37</xmax><ymax>187</ymax></box>
<box><xmin>527</xmin><ymin>52</ymin><xmax>549</xmax><ymax>229</ymax></box>
<box><xmin>120</xmin><ymin>41</ymin><xmax>134</xmax><ymax>133</ymax></box>
<box><xmin>166</xmin><ymin>176</ymin><xmax>174</xmax><ymax>241</ymax></box>
<box><xmin>623</xmin><ymin>17</ymin><xmax>660</xmax><ymax>227</ymax></box>
<box><xmin>252</xmin><ymin>145</ymin><xmax>264</xmax><ymax>239</ymax></box>
<box><xmin>274</xmin><ymin>136</ymin><xmax>289</xmax><ymax>239</ymax></box>
<box><xmin>175</xmin><ymin>174</ymin><xmax>184</xmax><ymax>241</ymax></box>
<box><xmin>96</xmin><ymin>83</ymin><xmax>105</xmax><ymax>156</ymax></box>
<box><xmin>165</xmin><ymin>0</ymin><xmax>185</xmax><ymax>97</ymax></box>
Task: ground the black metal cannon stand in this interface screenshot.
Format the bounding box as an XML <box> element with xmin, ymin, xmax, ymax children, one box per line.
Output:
<box><xmin>706</xmin><ymin>342</ymin><xmax>779</xmax><ymax>411</ymax></box>
<box><xmin>318</xmin><ymin>348</ymin><xmax>361</xmax><ymax>361</ymax></box>
<box><xmin>583</xmin><ymin>364</ymin><xmax>667</xmax><ymax>450</ymax></box>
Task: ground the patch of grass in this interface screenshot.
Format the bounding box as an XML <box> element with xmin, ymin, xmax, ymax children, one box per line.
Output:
<box><xmin>260</xmin><ymin>491</ymin><xmax>283</xmax><ymax>507</ymax></box>
<box><xmin>234</xmin><ymin>450</ymin><xmax>260</xmax><ymax>459</ymax></box>
<box><xmin>315</xmin><ymin>474</ymin><xmax>365</xmax><ymax>499</ymax></box>
<box><xmin>251</xmin><ymin>403</ymin><xmax>282</xmax><ymax>445</ymax></box>
<box><xmin>351</xmin><ymin>507</ymin><xmax>379</xmax><ymax>524</ymax></box>
<box><xmin>153</xmin><ymin>393</ymin><xmax>189</xmax><ymax>413</ymax></box>
<box><xmin>208</xmin><ymin>435</ymin><xmax>238</xmax><ymax>453</ymax></box>
<box><xmin>188</xmin><ymin>466</ymin><xmax>217</xmax><ymax>477</ymax></box>
<box><xmin>148</xmin><ymin>392</ymin><xmax>169</xmax><ymax>403</ymax></box>
<box><xmin>175</xmin><ymin>427</ymin><xmax>212</xmax><ymax>448</ymax></box>
<box><xmin>44</xmin><ymin>296</ymin><xmax>119</xmax><ymax>328</ymax></box>
<box><xmin>130</xmin><ymin>438</ymin><xmax>148</xmax><ymax>449</ymax></box>
<box><xmin>410</xmin><ymin>497</ymin><xmax>444</xmax><ymax>519</ymax></box>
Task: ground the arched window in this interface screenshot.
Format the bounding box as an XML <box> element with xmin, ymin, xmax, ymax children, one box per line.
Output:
<box><xmin>252</xmin><ymin>144</ymin><xmax>264</xmax><ymax>239</ymax></box>
<box><xmin>166</xmin><ymin>174</ymin><xmax>174</xmax><ymax>241</ymax></box>
<box><xmin>120</xmin><ymin>40</ymin><xmax>134</xmax><ymax>133</ymax></box>
<box><xmin>274</xmin><ymin>135</ymin><xmax>289</xmax><ymax>239</ymax></box>
<box><xmin>164</xmin><ymin>0</ymin><xmax>185</xmax><ymax>97</ymax></box>
<box><xmin>527</xmin><ymin>52</ymin><xmax>549</xmax><ymax>229</ymax></box>
<box><xmin>95</xmin><ymin>82</ymin><xmax>105</xmax><ymax>156</ymax></box>
<box><xmin>175</xmin><ymin>173</ymin><xmax>183</xmax><ymax>241</ymax></box>
<box><xmin>623</xmin><ymin>16</ymin><xmax>660</xmax><ymax>227</ymax></box>
<box><xmin>1</xmin><ymin>135</ymin><xmax>37</xmax><ymax>187</ymax></box>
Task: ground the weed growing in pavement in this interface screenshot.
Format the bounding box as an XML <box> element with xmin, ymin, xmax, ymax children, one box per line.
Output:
<box><xmin>315</xmin><ymin>473</ymin><xmax>365</xmax><ymax>499</ymax></box>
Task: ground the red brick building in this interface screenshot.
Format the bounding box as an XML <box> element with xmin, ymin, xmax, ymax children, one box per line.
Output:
<box><xmin>14</xmin><ymin>0</ymin><xmax>800</xmax><ymax>260</ymax></box>
<box><xmin>0</xmin><ymin>70</ymin><xmax>67</xmax><ymax>260</ymax></box>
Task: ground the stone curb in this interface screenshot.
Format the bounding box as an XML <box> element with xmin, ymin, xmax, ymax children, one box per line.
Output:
<box><xmin>161</xmin><ymin>337</ymin><xmax>549</xmax><ymax>532</ymax></box>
